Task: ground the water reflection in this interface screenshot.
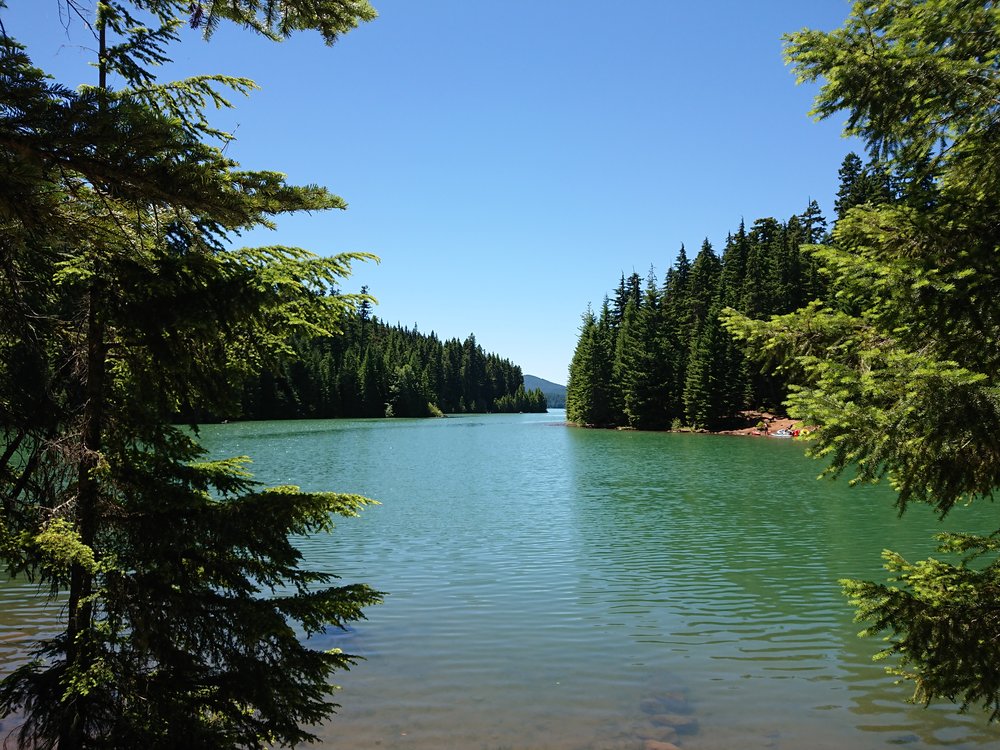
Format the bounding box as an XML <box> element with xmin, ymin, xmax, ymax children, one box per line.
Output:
<box><xmin>564</xmin><ymin>426</ymin><xmax>1000</xmax><ymax>749</ymax></box>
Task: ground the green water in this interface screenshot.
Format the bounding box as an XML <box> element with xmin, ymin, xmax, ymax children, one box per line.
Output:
<box><xmin>3</xmin><ymin>411</ymin><xmax>1000</xmax><ymax>749</ymax></box>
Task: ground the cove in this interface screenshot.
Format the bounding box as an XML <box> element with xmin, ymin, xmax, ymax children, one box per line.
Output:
<box><xmin>4</xmin><ymin>411</ymin><xmax>1000</xmax><ymax>749</ymax></box>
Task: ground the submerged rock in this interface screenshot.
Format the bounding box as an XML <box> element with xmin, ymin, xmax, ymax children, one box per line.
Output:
<box><xmin>591</xmin><ymin>740</ymin><xmax>644</xmax><ymax>750</ymax></box>
<box><xmin>640</xmin><ymin>692</ymin><xmax>694</xmax><ymax>716</ymax></box>
<box><xmin>644</xmin><ymin>741</ymin><xmax>681</xmax><ymax>750</ymax></box>
<box><xmin>633</xmin><ymin>724</ymin><xmax>678</xmax><ymax>743</ymax></box>
<box><xmin>648</xmin><ymin>713</ymin><xmax>699</xmax><ymax>734</ymax></box>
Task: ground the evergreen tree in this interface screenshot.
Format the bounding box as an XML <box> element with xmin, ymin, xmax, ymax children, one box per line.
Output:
<box><xmin>234</xmin><ymin>313</ymin><xmax>533</xmax><ymax>418</ymax></box>
<box><xmin>686</xmin><ymin>239</ymin><xmax>722</xmax><ymax>328</ymax></box>
<box><xmin>740</xmin><ymin>217</ymin><xmax>780</xmax><ymax>318</ymax></box>
<box><xmin>799</xmin><ymin>199</ymin><xmax>828</xmax><ymax>245</ymax></box>
<box><xmin>566</xmin><ymin>306</ymin><xmax>616</xmax><ymax>427</ymax></box>
<box><xmin>386</xmin><ymin>359</ymin><xmax>433</xmax><ymax>417</ymax></box>
<box><xmin>495</xmin><ymin>385</ymin><xmax>547</xmax><ymax>413</ymax></box>
<box><xmin>683</xmin><ymin>302</ymin><xmax>728</xmax><ymax>429</ymax></box>
<box><xmin>461</xmin><ymin>334</ymin><xmax>487</xmax><ymax>412</ymax></box>
<box><xmin>0</xmin><ymin>3</ymin><xmax>382</xmax><ymax>748</ymax></box>
<box><xmin>797</xmin><ymin>199</ymin><xmax>829</xmax><ymax>301</ymax></box>
<box><xmin>660</xmin><ymin>248</ymin><xmax>694</xmax><ymax>420</ymax></box>
<box><xmin>679</xmin><ymin>241</ymin><xmax>724</xmax><ymax>427</ymax></box>
<box><xmin>566</xmin><ymin>309</ymin><xmax>600</xmax><ymax>426</ymax></box>
<box><xmin>568</xmin><ymin>207</ymin><xmax>839</xmax><ymax>432</ymax></box>
<box><xmin>726</xmin><ymin>0</ymin><xmax>1000</xmax><ymax>718</ymax></box>
<box><xmin>835</xmin><ymin>151</ymin><xmax>894</xmax><ymax>221</ymax></box>
<box><xmin>595</xmin><ymin>300</ymin><xmax>622</xmax><ymax>425</ymax></box>
<box><xmin>667</xmin><ymin>244</ymin><xmax>692</xmax><ymax>316</ymax></box>
<box><xmin>612</xmin><ymin>271</ymin><xmax>642</xmax><ymax>329</ymax></box>
<box><xmin>615</xmin><ymin>272</ymin><xmax>671</xmax><ymax>429</ymax></box>
<box><xmin>774</xmin><ymin>215</ymin><xmax>804</xmax><ymax>313</ymax></box>
<box><xmin>833</xmin><ymin>151</ymin><xmax>866</xmax><ymax>220</ymax></box>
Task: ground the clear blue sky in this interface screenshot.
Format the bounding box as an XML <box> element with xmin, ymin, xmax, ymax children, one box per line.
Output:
<box><xmin>6</xmin><ymin>1</ymin><xmax>859</xmax><ymax>386</ymax></box>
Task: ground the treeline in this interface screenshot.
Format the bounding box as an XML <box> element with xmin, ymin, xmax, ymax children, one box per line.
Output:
<box><xmin>566</xmin><ymin>152</ymin><xmax>889</xmax><ymax>430</ymax></box>
<box><xmin>239</xmin><ymin>306</ymin><xmax>546</xmax><ymax>419</ymax></box>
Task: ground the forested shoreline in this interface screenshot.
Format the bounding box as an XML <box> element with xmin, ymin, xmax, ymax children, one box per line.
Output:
<box><xmin>229</xmin><ymin>298</ymin><xmax>547</xmax><ymax>420</ymax></box>
<box><xmin>565</xmin><ymin>152</ymin><xmax>889</xmax><ymax>431</ymax></box>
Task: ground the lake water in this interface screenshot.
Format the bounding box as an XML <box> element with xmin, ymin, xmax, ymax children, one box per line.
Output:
<box><xmin>3</xmin><ymin>410</ymin><xmax>1000</xmax><ymax>749</ymax></box>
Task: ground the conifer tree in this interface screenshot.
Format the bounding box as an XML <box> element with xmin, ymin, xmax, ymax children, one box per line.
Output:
<box><xmin>797</xmin><ymin>199</ymin><xmax>829</xmax><ymax>301</ymax></box>
<box><xmin>834</xmin><ymin>151</ymin><xmax>895</xmax><ymax>222</ymax></box>
<box><xmin>774</xmin><ymin>215</ymin><xmax>804</xmax><ymax>312</ymax></box>
<box><xmin>683</xmin><ymin>302</ymin><xmax>727</xmax><ymax>430</ymax></box>
<box><xmin>566</xmin><ymin>306</ymin><xmax>616</xmax><ymax>427</ymax></box>
<box><xmin>659</xmin><ymin>248</ymin><xmax>693</xmax><ymax>415</ymax></box>
<box><xmin>615</xmin><ymin>272</ymin><xmax>671</xmax><ymax>429</ymax></box>
<box><xmin>740</xmin><ymin>218</ymin><xmax>780</xmax><ymax>318</ymax></box>
<box><xmin>566</xmin><ymin>309</ymin><xmax>600</xmax><ymax>426</ymax></box>
<box><xmin>0</xmin><ymin>3</ymin><xmax>383</xmax><ymax>747</ymax></box>
<box><xmin>680</xmin><ymin>241</ymin><xmax>724</xmax><ymax>427</ymax></box>
<box><xmin>799</xmin><ymin>199</ymin><xmax>828</xmax><ymax>245</ymax></box>
<box><xmin>834</xmin><ymin>152</ymin><xmax>865</xmax><ymax>220</ymax></box>
<box><xmin>726</xmin><ymin>0</ymin><xmax>1000</xmax><ymax>719</ymax></box>
<box><xmin>461</xmin><ymin>334</ymin><xmax>488</xmax><ymax>413</ymax></box>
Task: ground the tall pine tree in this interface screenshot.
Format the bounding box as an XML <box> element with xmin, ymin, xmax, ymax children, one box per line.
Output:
<box><xmin>0</xmin><ymin>3</ymin><xmax>383</xmax><ymax>747</ymax></box>
<box><xmin>726</xmin><ymin>0</ymin><xmax>1000</xmax><ymax>719</ymax></box>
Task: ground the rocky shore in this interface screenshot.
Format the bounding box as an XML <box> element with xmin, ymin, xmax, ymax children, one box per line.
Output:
<box><xmin>714</xmin><ymin>411</ymin><xmax>801</xmax><ymax>437</ymax></box>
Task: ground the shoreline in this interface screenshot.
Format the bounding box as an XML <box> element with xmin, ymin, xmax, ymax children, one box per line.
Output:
<box><xmin>713</xmin><ymin>412</ymin><xmax>802</xmax><ymax>437</ymax></box>
<box><xmin>579</xmin><ymin>411</ymin><xmax>810</xmax><ymax>437</ymax></box>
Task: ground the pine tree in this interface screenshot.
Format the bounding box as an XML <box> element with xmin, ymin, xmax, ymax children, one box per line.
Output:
<box><xmin>834</xmin><ymin>152</ymin><xmax>865</xmax><ymax>220</ymax></box>
<box><xmin>659</xmin><ymin>250</ymin><xmax>691</xmax><ymax>423</ymax></box>
<box><xmin>683</xmin><ymin>302</ymin><xmax>728</xmax><ymax>429</ymax></box>
<box><xmin>566</xmin><ymin>306</ymin><xmax>616</xmax><ymax>427</ymax></box>
<box><xmin>0</xmin><ymin>3</ymin><xmax>383</xmax><ymax>747</ymax></box>
<box><xmin>679</xmin><ymin>241</ymin><xmax>724</xmax><ymax>427</ymax></box>
<box><xmin>726</xmin><ymin>0</ymin><xmax>1000</xmax><ymax>719</ymax></box>
<box><xmin>615</xmin><ymin>271</ymin><xmax>671</xmax><ymax>429</ymax></box>
<box><xmin>566</xmin><ymin>309</ymin><xmax>600</xmax><ymax>426</ymax></box>
<box><xmin>797</xmin><ymin>199</ymin><xmax>829</xmax><ymax>302</ymax></box>
<box><xmin>686</xmin><ymin>239</ymin><xmax>722</xmax><ymax>329</ymax></box>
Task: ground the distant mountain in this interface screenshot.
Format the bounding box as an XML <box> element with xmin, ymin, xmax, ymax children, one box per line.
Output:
<box><xmin>524</xmin><ymin>374</ymin><xmax>566</xmax><ymax>409</ymax></box>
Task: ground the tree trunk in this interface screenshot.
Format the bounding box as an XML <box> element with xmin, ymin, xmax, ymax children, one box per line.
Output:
<box><xmin>59</xmin><ymin>18</ymin><xmax>109</xmax><ymax>747</ymax></box>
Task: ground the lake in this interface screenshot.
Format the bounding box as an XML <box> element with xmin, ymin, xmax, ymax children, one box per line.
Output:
<box><xmin>3</xmin><ymin>410</ymin><xmax>999</xmax><ymax>749</ymax></box>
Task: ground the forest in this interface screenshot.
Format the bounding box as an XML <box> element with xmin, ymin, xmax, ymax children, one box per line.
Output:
<box><xmin>236</xmin><ymin>296</ymin><xmax>547</xmax><ymax>420</ymax></box>
<box><xmin>565</xmin><ymin>152</ymin><xmax>889</xmax><ymax>430</ymax></box>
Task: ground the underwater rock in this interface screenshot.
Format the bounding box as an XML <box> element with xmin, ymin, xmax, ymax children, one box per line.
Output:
<box><xmin>633</xmin><ymin>724</ymin><xmax>678</xmax><ymax>743</ymax></box>
<box><xmin>644</xmin><ymin>740</ymin><xmax>681</xmax><ymax>750</ymax></box>
<box><xmin>648</xmin><ymin>713</ymin><xmax>698</xmax><ymax>734</ymax></box>
<box><xmin>640</xmin><ymin>693</ymin><xmax>694</xmax><ymax>716</ymax></box>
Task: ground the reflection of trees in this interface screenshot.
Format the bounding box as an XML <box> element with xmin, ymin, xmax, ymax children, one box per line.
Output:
<box><xmin>0</xmin><ymin>580</ymin><xmax>63</xmax><ymax>677</ymax></box>
<box><xmin>564</xmin><ymin>428</ymin><xmax>1000</xmax><ymax>745</ymax></box>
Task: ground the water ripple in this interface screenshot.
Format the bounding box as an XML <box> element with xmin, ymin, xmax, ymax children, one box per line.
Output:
<box><xmin>5</xmin><ymin>415</ymin><xmax>999</xmax><ymax>749</ymax></box>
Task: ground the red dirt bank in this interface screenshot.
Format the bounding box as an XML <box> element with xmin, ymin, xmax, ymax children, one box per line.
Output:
<box><xmin>714</xmin><ymin>412</ymin><xmax>805</xmax><ymax>437</ymax></box>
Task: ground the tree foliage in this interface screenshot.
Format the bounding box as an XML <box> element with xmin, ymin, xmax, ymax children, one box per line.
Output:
<box><xmin>234</xmin><ymin>313</ymin><xmax>546</xmax><ymax>419</ymax></box>
<box><xmin>0</xmin><ymin>2</ymin><xmax>383</xmax><ymax>747</ymax></box>
<box><xmin>565</xmin><ymin>199</ymin><xmax>829</xmax><ymax>430</ymax></box>
<box><xmin>725</xmin><ymin>0</ymin><xmax>1000</xmax><ymax>719</ymax></box>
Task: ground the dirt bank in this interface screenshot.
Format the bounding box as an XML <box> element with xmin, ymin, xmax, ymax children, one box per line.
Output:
<box><xmin>713</xmin><ymin>411</ymin><xmax>807</xmax><ymax>437</ymax></box>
